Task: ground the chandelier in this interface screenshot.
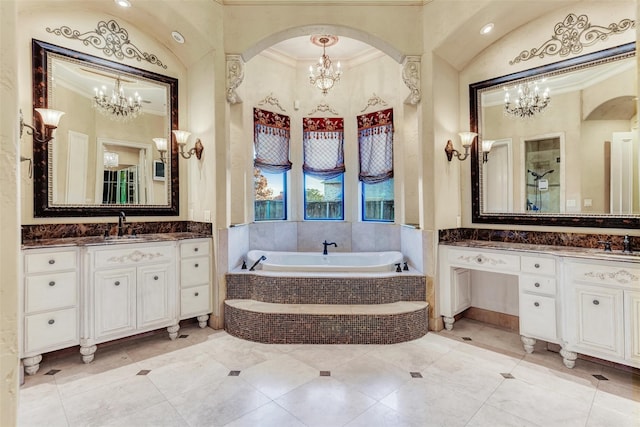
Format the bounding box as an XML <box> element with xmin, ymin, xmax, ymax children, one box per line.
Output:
<box><xmin>309</xmin><ymin>35</ymin><xmax>342</xmax><ymax>96</ymax></box>
<box><xmin>94</xmin><ymin>76</ymin><xmax>142</xmax><ymax>122</ymax></box>
<box><xmin>504</xmin><ymin>81</ymin><xmax>550</xmax><ymax>118</ymax></box>
<box><xmin>103</xmin><ymin>151</ymin><xmax>119</xmax><ymax>169</ymax></box>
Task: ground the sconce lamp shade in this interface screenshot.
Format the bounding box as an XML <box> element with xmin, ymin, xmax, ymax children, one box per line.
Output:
<box><xmin>482</xmin><ymin>139</ymin><xmax>495</xmax><ymax>163</ymax></box>
<box><xmin>153</xmin><ymin>137</ymin><xmax>167</xmax><ymax>152</ymax></box>
<box><xmin>172</xmin><ymin>129</ymin><xmax>203</xmax><ymax>160</ymax></box>
<box><xmin>458</xmin><ymin>131</ymin><xmax>478</xmax><ymax>148</ymax></box>
<box><xmin>35</xmin><ymin>108</ymin><xmax>65</xmax><ymax>127</ymax></box>
<box><xmin>172</xmin><ymin>130</ymin><xmax>191</xmax><ymax>145</ymax></box>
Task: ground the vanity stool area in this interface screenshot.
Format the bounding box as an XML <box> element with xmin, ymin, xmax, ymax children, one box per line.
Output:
<box><xmin>439</xmin><ymin>241</ymin><xmax>640</xmax><ymax>370</ymax></box>
<box><xmin>20</xmin><ymin>234</ymin><xmax>213</xmax><ymax>375</ymax></box>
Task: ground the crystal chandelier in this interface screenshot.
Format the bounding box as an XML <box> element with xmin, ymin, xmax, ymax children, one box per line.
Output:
<box><xmin>103</xmin><ymin>151</ymin><xmax>119</xmax><ymax>169</ymax></box>
<box><xmin>504</xmin><ymin>81</ymin><xmax>550</xmax><ymax>118</ymax></box>
<box><xmin>309</xmin><ymin>35</ymin><xmax>342</xmax><ymax>96</ymax></box>
<box><xmin>94</xmin><ymin>76</ymin><xmax>142</xmax><ymax>122</ymax></box>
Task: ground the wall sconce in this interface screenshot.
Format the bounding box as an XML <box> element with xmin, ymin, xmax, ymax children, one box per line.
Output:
<box><xmin>20</xmin><ymin>108</ymin><xmax>65</xmax><ymax>144</ymax></box>
<box><xmin>445</xmin><ymin>131</ymin><xmax>477</xmax><ymax>162</ymax></box>
<box><xmin>482</xmin><ymin>140</ymin><xmax>495</xmax><ymax>163</ymax></box>
<box><xmin>173</xmin><ymin>130</ymin><xmax>204</xmax><ymax>160</ymax></box>
<box><xmin>153</xmin><ymin>137</ymin><xmax>168</xmax><ymax>163</ymax></box>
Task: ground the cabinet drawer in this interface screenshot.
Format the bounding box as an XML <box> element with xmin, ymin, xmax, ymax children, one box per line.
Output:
<box><xmin>25</xmin><ymin>272</ymin><xmax>77</xmax><ymax>313</ymax></box>
<box><xmin>181</xmin><ymin>284</ymin><xmax>211</xmax><ymax>318</ymax></box>
<box><xmin>24</xmin><ymin>250</ymin><xmax>77</xmax><ymax>274</ymax></box>
<box><xmin>181</xmin><ymin>257</ymin><xmax>210</xmax><ymax>288</ymax></box>
<box><xmin>569</xmin><ymin>262</ymin><xmax>640</xmax><ymax>289</ymax></box>
<box><xmin>181</xmin><ymin>240</ymin><xmax>210</xmax><ymax>258</ymax></box>
<box><xmin>447</xmin><ymin>248</ymin><xmax>520</xmax><ymax>273</ymax></box>
<box><xmin>520</xmin><ymin>275</ymin><xmax>556</xmax><ymax>296</ymax></box>
<box><xmin>521</xmin><ymin>256</ymin><xmax>555</xmax><ymax>275</ymax></box>
<box><xmin>24</xmin><ymin>308</ymin><xmax>78</xmax><ymax>353</ymax></box>
<box><xmin>519</xmin><ymin>293</ymin><xmax>556</xmax><ymax>341</ymax></box>
<box><xmin>93</xmin><ymin>244</ymin><xmax>175</xmax><ymax>269</ymax></box>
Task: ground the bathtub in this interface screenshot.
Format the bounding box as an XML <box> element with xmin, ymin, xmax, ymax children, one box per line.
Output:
<box><xmin>246</xmin><ymin>250</ymin><xmax>404</xmax><ymax>273</ymax></box>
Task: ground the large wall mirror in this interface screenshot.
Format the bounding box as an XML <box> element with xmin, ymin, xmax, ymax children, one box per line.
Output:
<box><xmin>471</xmin><ymin>43</ymin><xmax>637</xmax><ymax>228</ymax></box>
<box><xmin>32</xmin><ymin>39</ymin><xmax>179</xmax><ymax>217</ymax></box>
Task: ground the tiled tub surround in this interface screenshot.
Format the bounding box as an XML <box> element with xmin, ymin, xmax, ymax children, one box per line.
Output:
<box><xmin>225</xmin><ymin>273</ymin><xmax>428</xmax><ymax>344</ymax></box>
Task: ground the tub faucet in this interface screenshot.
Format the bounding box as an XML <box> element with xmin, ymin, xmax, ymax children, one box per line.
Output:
<box><xmin>322</xmin><ymin>240</ymin><xmax>337</xmax><ymax>255</ymax></box>
<box><xmin>623</xmin><ymin>235</ymin><xmax>632</xmax><ymax>254</ymax></box>
<box><xmin>249</xmin><ymin>255</ymin><xmax>267</xmax><ymax>271</ymax></box>
<box><xmin>117</xmin><ymin>211</ymin><xmax>126</xmax><ymax>237</ymax></box>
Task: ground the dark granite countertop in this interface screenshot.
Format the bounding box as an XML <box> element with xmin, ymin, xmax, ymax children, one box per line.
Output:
<box><xmin>22</xmin><ymin>232</ymin><xmax>212</xmax><ymax>249</ymax></box>
<box><xmin>441</xmin><ymin>240</ymin><xmax>640</xmax><ymax>263</ymax></box>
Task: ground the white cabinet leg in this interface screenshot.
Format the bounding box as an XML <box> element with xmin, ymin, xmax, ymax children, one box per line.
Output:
<box><xmin>23</xmin><ymin>355</ymin><xmax>42</xmax><ymax>376</ymax></box>
<box><xmin>80</xmin><ymin>345</ymin><xmax>97</xmax><ymax>364</ymax></box>
<box><xmin>560</xmin><ymin>348</ymin><xmax>577</xmax><ymax>369</ymax></box>
<box><xmin>443</xmin><ymin>316</ymin><xmax>455</xmax><ymax>330</ymax></box>
<box><xmin>520</xmin><ymin>336</ymin><xmax>536</xmax><ymax>354</ymax></box>
<box><xmin>197</xmin><ymin>315</ymin><xmax>209</xmax><ymax>328</ymax></box>
<box><xmin>167</xmin><ymin>323</ymin><xmax>180</xmax><ymax>340</ymax></box>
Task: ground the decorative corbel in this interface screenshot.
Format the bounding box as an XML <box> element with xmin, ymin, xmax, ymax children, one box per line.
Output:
<box><xmin>226</xmin><ymin>55</ymin><xmax>244</xmax><ymax>104</ymax></box>
<box><xmin>402</xmin><ymin>56</ymin><xmax>421</xmax><ymax>105</ymax></box>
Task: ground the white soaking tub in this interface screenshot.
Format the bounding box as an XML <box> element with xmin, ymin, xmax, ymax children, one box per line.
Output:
<box><xmin>246</xmin><ymin>250</ymin><xmax>404</xmax><ymax>273</ymax></box>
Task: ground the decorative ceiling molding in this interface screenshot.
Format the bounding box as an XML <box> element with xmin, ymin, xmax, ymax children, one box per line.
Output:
<box><xmin>307</xmin><ymin>102</ymin><xmax>339</xmax><ymax>116</ymax></box>
<box><xmin>510</xmin><ymin>13</ymin><xmax>636</xmax><ymax>65</ymax></box>
<box><xmin>402</xmin><ymin>56</ymin><xmax>421</xmax><ymax>105</ymax></box>
<box><xmin>360</xmin><ymin>93</ymin><xmax>388</xmax><ymax>112</ymax></box>
<box><xmin>226</xmin><ymin>55</ymin><xmax>245</xmax><ymax>104</ymax></box>
<box><xmin>257</xmin><ymin>93</ymin><xmax>286</xmax><ymax>112</ymax></box>
<box><xmin>46</xmin><ymin>20</ymin><xmax>167</xmax><ymax>69</ymax></box>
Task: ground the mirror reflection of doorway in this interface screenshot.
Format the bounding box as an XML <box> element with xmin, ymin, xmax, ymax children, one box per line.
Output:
<box><xmin>482</xmin><ymin>138</ymin><xmax>513</xmax><ymax>212</ymax></box>
<box><xmin>524</xmin><ymin>136</ymin><xmax>561</xmax><ymax>212</ymax></box>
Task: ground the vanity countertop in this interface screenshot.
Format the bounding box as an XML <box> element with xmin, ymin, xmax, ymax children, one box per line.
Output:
<box><xmin>22</xmin><ymin>232</ymin><xmax>212</xmax><ymax>249</ymax></box>
<box><xmin>441</xmin><ymin>240</ymin><xmax>640</xmax><ymax>263</ymax></box>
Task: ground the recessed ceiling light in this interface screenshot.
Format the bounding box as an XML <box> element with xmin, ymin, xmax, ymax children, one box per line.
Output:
<box><xmin>114</xmin><ymin>0</ymin><xmax>131</xmax><ymax>7</ymax></box>
<box><xmin>171</xmin><ymin>31</ymin><xmax>185</xmax><ymax>44</ymax></box>
<box><xmin>480</xmin><ymin>23</ymin><xmax>494</xmax><ymax>35</ymax></box>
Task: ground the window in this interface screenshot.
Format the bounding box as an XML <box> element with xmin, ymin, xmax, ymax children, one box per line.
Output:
<box><xmin>304</xmin><ymin>173</ymin><xmax>344</xmax><ymax>220</ymax></box>
<box><xmin>357</xmin><ymin>108</ymin><xmax>394</xmax><ymax>222</ymax></box>
<box><xmin>254</xmin><ymin>168</ymin><xmax>287</xmax><ymax>221</ymax></box>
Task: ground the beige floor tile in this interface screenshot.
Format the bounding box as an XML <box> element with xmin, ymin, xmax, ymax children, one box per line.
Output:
<box><xmin>331</xmin><ymin>354</ymin><xmax>411</xmax><ymax>400</ymax></box>
<box><xmin>101</xmin><ymin>401</ymin><xmax>189</xmax><ymax>427</ymax></box>
<box><xmin>240</xmin><ymin>354</ymin><xmax>319</xmax><ymax>399</ymax></box>
<box><xmin>344</xmin><ymin>402</ymin><xmax>418</xmax><ymax>427</ymax></box>
<box><xmin>224</xmin><ymin>402</ymin><xmax>305</xmax><ymax>427</ymax></box>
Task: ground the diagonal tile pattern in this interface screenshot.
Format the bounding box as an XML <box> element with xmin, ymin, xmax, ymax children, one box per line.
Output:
<box><xmin>18</xmin><ymin>319</ymin><xmax>640</xmax><ymax>426</ymax></box>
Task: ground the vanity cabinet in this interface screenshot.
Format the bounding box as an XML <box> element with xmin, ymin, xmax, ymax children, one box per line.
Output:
<box><xmin>179</xmin><ymin>238</ymin><xmax>212</xmax><ymax>328</ymax></box>
<box><xmin>21</xmin><ymin>247</ymin><xmax>80</xmax><ymax>375</ymax></box>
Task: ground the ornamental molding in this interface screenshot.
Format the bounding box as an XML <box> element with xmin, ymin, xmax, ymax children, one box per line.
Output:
<box><xmin>360</xmin><ymin>93</ymin><xmax>389</xmax><ymax>113</ymax></box>
<box><xmin>583</xmin><ymin>269</ymin><xmax>638</xmax><ymax>285</ymax></box>
<box><xmin>226</xmin><ymin>55</ymin><xmax>245</xmax><ymax>104</ymax></box>
<box><xmin>107</xmin><ymin>250</ymin><xmax>165</xmax><ymax>264</ymax></box>
<box><xmin>46</xmin><ymin>20</ymin><xmax>167</xmax><ymax>69</ymax></box>
<box><xmin>307</xmin><ymin>102</ymin><xmax>339</xmax><ymax>116</ymax></box>
<box><xmin>510</xmin><ymin>13</ymin><xmax>636</xmax><ymax>65</ymax></box>
<box><xmin>457</xmin><ymin>254</ymin><xmax>507</xmax><ymax>266</ymax></box>
<box><xmin>257</xmin><ymin>93</ymin><xmax>286</xmax><ymax>112</ymax></box>
<box><xmin>402</xmin><ymin>56</ymin><xmax>421</xmax><ymax>105</ymax></box>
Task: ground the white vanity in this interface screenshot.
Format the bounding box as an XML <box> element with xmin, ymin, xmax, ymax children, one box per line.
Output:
<box><xmin>21</xmin><ymin>235</ymin><xmax>213</xmax><ymax>375</ymax></box>
<box><xmin>439</xmin><ymin>241</ymin><xmax>640</xmax><ymax>370</ymax></box>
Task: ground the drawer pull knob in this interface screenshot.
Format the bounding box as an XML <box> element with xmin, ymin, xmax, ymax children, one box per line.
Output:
<box><xmin>195</xmin><ymin>263</ymin><xmax>199</xmax><ymax>268</ymax></box>
<box><xmin>534</xmin><ymin>302</ymin><xmax>540</xmax><ymax>307</ymax></box>
<box><xmin>476</xmin><ymin>257</ymin><xmax>482</xmax><ymax>263</ymax></box>
<box><xmin>48</xmin><ymin>259</ymin><xmax>55</xmax><ymax>265</ymax></box>
<box><xmin>593</xmin><ymin>300</ymin><xmax>600</xmax><ymax>305</ymax></box>
<box><xmin>49</xmin><ymin>281</ymin><xmax>56</xmax><ymax>287</ymax></box>
<box><xmin>154</xmin><ymin>276</ymin><xmax>159</xmax><ymax>280</ymax></box>
<box><xmin>48</xmin><ymin>319</ymin><xmax>55</xmax><ymax>325</ymax></box>
<box><xmin>194</xmin><ymin>248</ymin><xmax>199</xmax><ymax>252</ymax></box>
<box><xmin>534</xmin><ymin>263</ymin><xmax>540</xmax><ymax>268</ymax></box>
<box><xmin>115</xmin><ymin>281</ymin><xmax>120</xmax><ymax>286</ymax></box>
<box><xmin>195</xmin><ymin>292</ymin><xmax>199</xmax><ymax>297</ymax></box>
<box><xmin>534</xmin><ymin>282</ymin><xmax>540</xmax><ymax>288</ymax></box>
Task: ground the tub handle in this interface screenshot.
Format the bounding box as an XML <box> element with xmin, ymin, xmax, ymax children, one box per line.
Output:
<box><xmin>395</xmin><ymin>263</ymin><xmax>402</xmax><ymax>273</ymax></box>
<box><xmin>403</xmin><ymin>262</ymin><xmax>409</xmax><ymax>271</ymax></box>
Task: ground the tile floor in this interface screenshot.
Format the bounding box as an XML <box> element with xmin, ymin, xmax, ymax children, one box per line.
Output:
<box><xmin>18</xmin><ymin>319</ymin><xmax>640</xmax><ymax>427</ymax></box>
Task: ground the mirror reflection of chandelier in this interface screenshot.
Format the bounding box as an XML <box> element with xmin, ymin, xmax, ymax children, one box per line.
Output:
<box><xmin>103</xmin><ymin>151</ymin><xmax>119</xmax><ymax>169</ymax></box>
<box><xmin>309</xmin><ymin>35</ymin><xmax>342</xmax><ymax>96</ymax></box>
<box><xmin>94</xmin><ymin>76</ymin><xmax>142</xmax><ymax>122</ymax></box>
<box><xmin>504</xmin><ymin>81</ymin><xmax>550</xmax><ymax>118</ymax></box>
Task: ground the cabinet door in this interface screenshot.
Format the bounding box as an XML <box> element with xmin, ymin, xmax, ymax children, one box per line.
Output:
<box><xmin>137</xmin><ymin>264</ymin><xmax>175</xmax><ymax>330</ymax></box>
<box><xmin>625</xmin><ymin>290</ymin><xmax>640</xmax><ymax>364</ymax></box>
<box><xmin>452</xmin><ymin>268</ymin><xmax>471</xmax><ymax>315</ymax></box>
<box><xmin>574</xmin><ymin>284</ymin><xmax>624</xmax><ymax>358</ymax></box>
<box><xmin>95</xmin><ymin>268</ymin><xmax>136</xmax><ymax>339</ymax></box>
<box><xmin>519</xmin><ymin>293</ymin><xmax>556</xmax><ymax>341</ymax></box>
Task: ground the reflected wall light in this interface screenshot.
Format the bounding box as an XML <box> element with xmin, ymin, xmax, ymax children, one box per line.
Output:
<box><xmin>172</xmin><ymin>130</ymin><xmax>204</xmax><ymax>160</ymax></box>
<box><xmin>20</xmin><ymin>108</ymin><xmax>65</xmax><ymax>144</ymax></box>
<box><xmin>153</xmin><ymin>137</ymin><xmax>168</xmax><ymax>163</ymax></box>
<box><xmin>445</xmin><ymin>131</ymin><xmax>477</xmax><ymax>162</ymax></box>
<box><xmin>482</xmin><ymin>140</ymin><xmax>495</xmax><ymax>163</ymax></box>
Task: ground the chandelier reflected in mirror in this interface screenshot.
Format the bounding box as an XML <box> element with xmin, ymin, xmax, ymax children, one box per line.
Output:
<box><xmin>309</xmin><ymin>35</ymin><xmax>342</xmax><ymax>96</ymax></box>
<box><xmin>103</xmin><ymin>151</ymin><xmax>119</xmax><ymax>169</ymax></box>
<box><xmin>94</xmin><ymin>75</ymin><xmax>142</xmax><ymax>122</ymax></box>
<box><xmin>504</xmin><ymin>81</ymin><xmax>550</xmax><ymax>118</ymax></box>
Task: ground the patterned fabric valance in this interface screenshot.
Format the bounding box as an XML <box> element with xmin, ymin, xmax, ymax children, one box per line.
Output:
<box><xmin>253</xmin><ymin>108</ymin><xmax>292</xmax><ymax>173</ymax></box>
<box><xmin>302</xmin><ymin>117</ymin><xmax>345</xmax><ymax>180</ymax></box>
<box><xmin>357</xmin><ymin>108</ymin><xmax>394</xmax><ymax>184</ymax></box>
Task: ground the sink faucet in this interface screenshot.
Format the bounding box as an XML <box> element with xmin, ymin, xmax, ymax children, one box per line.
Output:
<box><xmin>623</xmin><ymin>235</ymin><xmax>632</xmax><ymax>254</ymax></box>
<box><xmin>322</xmin><ymin>240</ymin><xmax>337</xmax><ymax>255</ymax></box>
<box><xmin>117</xmin><ymin>211</ymin><xmax>126</xmax><ymax>237</ymax></box>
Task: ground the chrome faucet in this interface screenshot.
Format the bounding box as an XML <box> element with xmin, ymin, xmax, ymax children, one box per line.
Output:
<box><xmin>623</xmin><ymin>235</ymin><xmax>632</xmax><ymax>254</ymax></box>
<box><xmin>322</xmin><ymin>240</ymin><xmax>337</xmax><ymax>255</ymax></box>
<box><xmin>117</xmin><ymin>211</ymin><xmax>126</xmax><ymax>237</ymax></box>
